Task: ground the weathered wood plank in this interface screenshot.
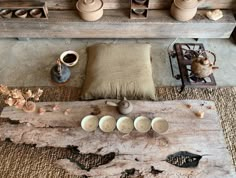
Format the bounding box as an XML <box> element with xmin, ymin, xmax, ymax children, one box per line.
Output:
<box><xmin>0</xmin><ymin>10</ymin><xmax>235</xmax><ymax>38</ymax></box>
<box><xmin>2</xmin><ymin>0</ymin><xmax>236</xmax><ymax>10</ymax></box>
<box><xmin>0</xmin><ymin>100</ymin><xmax>235</xmax><ymax>177</ymax></box>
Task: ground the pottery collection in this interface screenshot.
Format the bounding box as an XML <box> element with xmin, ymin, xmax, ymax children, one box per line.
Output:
<box><xmin>76</xmin><ymin>0</ymin><xmax>104</xmax><ymax>21</ymax></box>
<box><xmin>81</xmin><ymin>114</ymin><xmax>169</xmax><ymax>134</ymax></box>
<box><xmin>170</xmin><ymin>0</ymin><xmax>204</xmax><ymax>21</ymax></box>
<box><xmin>0</xmin><ymin>8</ymin><xmax>43</xmax><ymax>19</ymax></box>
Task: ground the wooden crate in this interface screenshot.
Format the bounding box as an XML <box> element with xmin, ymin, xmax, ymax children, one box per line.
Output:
<box><xmin>0</xmin><ymin>1</ymin><xmax>48</xmax><ymax>19</ymax></box>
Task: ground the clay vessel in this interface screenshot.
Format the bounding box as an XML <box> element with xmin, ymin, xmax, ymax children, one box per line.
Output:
<box><xmin>50</xmin><ymin>60</ymin><xmax>71</xmax><ymax>84</ymax></box>
<box><xmin>191</xmin><ymin>50</ymin><xmax>218</xmax><ymax>78</ymax></box>
<box><xmin>76</xmin><ymin>0</ymin><xmax>103</xmax><ymax>21</ymax></box>
<box><xmin>171</xmin><ymin>0</ymin><xmax>204</xmax><ymax>21</ymax></box>
<box><xmin>0</xmin><ymin>9</ymin><xmax>13</xmax><ymax>18</ymax></box>
<box><xmin>105</xmin><ymin>97</ymin><xmax>133</xmax><ymax>115</ymax></box>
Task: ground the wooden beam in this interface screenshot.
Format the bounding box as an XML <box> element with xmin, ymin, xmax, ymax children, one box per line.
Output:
<box><xmin>0</xmin><ymin>10</ymin><xmax>235</xmax><ymax>39</ymax></box>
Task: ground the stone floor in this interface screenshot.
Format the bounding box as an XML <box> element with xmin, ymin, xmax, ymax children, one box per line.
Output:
<box><xmin>0</xmin><ymin>38</ymin><xmax>235</xmax><ymax>88</ymax></box>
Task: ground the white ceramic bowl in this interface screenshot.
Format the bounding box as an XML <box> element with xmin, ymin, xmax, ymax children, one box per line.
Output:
<box><xmin>116</xmin><ymin>116</ymin><xmax>134</xmax><ymax>134</ymax></box>
<box><xmin>60</xmin><ymin>50</ymin><xmax>79</xmax><ymax>67</ymax></box>
<box><xmin>99</xmin><ymin>115</ymin><xmax>116</xmax><ymax>133</ymax></box>
<box><xmin>15</xmin><ymin>9</ymin><xmax>28</xmax><ymax>18</ymax></box>
<box><xmin>151</xmin><ymin>117</ymin><xmax>169</xmax><ymax>133</ymax></box>
<box><xmin>134</xmin><ymin>116</ymin><xmax>151</xmax><ymax>133</ymax></box>
<box><xmin>81</xmin><ymin>115</ymin><xmax>98</xmax><ymax>132</ymax></box>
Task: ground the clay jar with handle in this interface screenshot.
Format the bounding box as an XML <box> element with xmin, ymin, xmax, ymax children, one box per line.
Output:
<box><xmin>170</xmin><ymin>0</ymin><xmax>204</xmax><ymax>21</ymax></box>
<box><xmin>105</xmin><ymin>97</ymin><xmax>133</xmax><ymax>115</ymax></box>
<box><xmin>76</xmin><ymin>0</ymin><xmax>103</xmax><ymax>21</ymax></box>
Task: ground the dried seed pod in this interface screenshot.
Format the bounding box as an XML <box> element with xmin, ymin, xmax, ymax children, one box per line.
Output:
<box><xmin>23</xmin><ymin>101</ymin><xmax>36</xmax><ymax>113</ymax></box>
<box><xmin>165</xmin><ymin>151</ymin><xmax>202</xmax><ymax>168</ymax></box>
<box><xmin>38</xmin><ymin>107</ymin><xmax>46</xmax><ymax>115</ymax></box>
<box><xmin>64</xmin><ymin>108</ymin><xmax>72</xmax><ymax>115</ymax></box>
<box><xmin>195</xmin><ymin>111</ymin><xmax>205</xmax><ymax>118</ymax></box>
<box><xmin>52</xmin><ymin>104</ymin><xmax>60</xmax><ymax>111</ymax></box>
<box><xmin>186</xmin><ymin>104</ymin><xmax>192</xmax><ymax>109</ymax></box>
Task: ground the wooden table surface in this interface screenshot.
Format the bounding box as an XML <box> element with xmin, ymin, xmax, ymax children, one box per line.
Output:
<box><xmin>0</xmin><ymin>100</ymin><xmax>235</xmax><ymax>177</ymax></box>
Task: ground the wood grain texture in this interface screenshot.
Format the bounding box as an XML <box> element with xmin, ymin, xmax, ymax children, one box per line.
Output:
<box><xmin>0</xmin><ymin>100</ymin><xmax>235</xmax><ymax>177</ymax></box>
<box><xmin>0</xmin><ymin>10</ymin><xmax>235</xmax><ymax>38</ymax></box>
<box><xmin>2</xmin><ymin>0</ymin><xmax>235</xmax><ymax>10</ymax></box>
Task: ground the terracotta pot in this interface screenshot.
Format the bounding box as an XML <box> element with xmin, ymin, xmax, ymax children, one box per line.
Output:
<box><xmin>76</xmin><ymin>0</ymin><xmax>103</xmax><ymax>22</ymax></box>
<box><xmin>170</xmin><ymin>0</ymin><xmax>204</xmax><ymax>21</ymax></box>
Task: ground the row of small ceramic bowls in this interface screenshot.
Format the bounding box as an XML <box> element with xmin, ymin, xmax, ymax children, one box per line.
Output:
<box><xmin>81</xmin><ymin>115</ymin><xmax>169</xmax><ymax>134</ymax></box>
<box><xmin>0</xmin><ymin>8</ymin><xmax>43</xmax><ymax>18</ymax></box>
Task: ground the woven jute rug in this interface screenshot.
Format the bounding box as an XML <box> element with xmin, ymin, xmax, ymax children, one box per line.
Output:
<box><xmin>0</xmin><ymin>87</ymin><xmax>235</xmax><ymax>178</ymax></box>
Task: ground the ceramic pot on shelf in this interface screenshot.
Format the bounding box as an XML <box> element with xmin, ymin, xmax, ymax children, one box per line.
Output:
<box><xmin>76</xmin><ymin>0</ymin><xmax>104</xmax><ymax>21</ymax></box>
<box><xmin>170</xmin><ymin>0</ymin><xmax>204</xmax><ymax>21</ymax></box>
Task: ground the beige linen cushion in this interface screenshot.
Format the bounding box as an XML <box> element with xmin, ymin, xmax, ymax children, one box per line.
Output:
<box><xmin>80</xmin><ymin>43</ymin><xmax>156</xmax><ymax>100</ymax></box>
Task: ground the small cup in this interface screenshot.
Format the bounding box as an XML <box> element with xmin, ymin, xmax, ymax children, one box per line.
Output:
<box><xmin>30</xmin><ymin>8</ymin><xmax>42</xmax><ymax>18</ymax></box>
<box><xmin>15</xmin><ymin>9</ymin><xmax>28</xmax><ymax>18</ymax></box>
<box><xmin>134</xmin><ymin>0</ymin><xmax>147</xmax><ymax>5</ymax></box>
<box><xmin>117</xmin><ymin>116</ymin><xmax>134</xmax><ymax>134</ymax></box>
<box><xmin>0</xmin><ymin>9</ymin><xmax>13</xmax><ymax>18</ymax></box>
<box><xmin>99</xmin><ymin>115</ymin><xmax>116</xmax><ymax>133</ymax></box>
<box><xmin>60</xmin><ymin>50</ymin><xmax>79</xmax><ymax>67</ymax></box>
<box><xmin>151</xmin><ymin>117</ymin><xmax>169</xmax><ymax>133</ymax></box>
<box><xmin>134</xmin><ymin>116</ymin><xmax>151</xmax><ymax>133</ymax></box>
<box><xmin>81</xmin><ymin>115</ymin><xmax>99</xmax><ymax>132</ymax></box>
<box><xmin>132</xmin><ymin>9</ymin><xmax>145</xmax><ymax>15</ymax></box>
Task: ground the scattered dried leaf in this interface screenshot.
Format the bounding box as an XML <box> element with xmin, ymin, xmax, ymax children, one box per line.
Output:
<box><xmin>52</xmin><ymin>104</ymin><xmax>60</xmax><ymax>111</ymax></box>
<box><xmin>195</xmin><ymin>111</ymin><xmax>204</xmax><ymax>119</ymax></box>
<box><xmin>64</xmin><ymin>108</ymin><xmax>72</xmax><ymax>115</ymax></box>
<box><xmin>38</xmin><ymin>107</ymin><xmax>46</xmax><ymax>115</ymax></box>
<box><xmin>186</xmin><ymin>104</ymin><xmax>192</xmax><ymax>109</ymax></box>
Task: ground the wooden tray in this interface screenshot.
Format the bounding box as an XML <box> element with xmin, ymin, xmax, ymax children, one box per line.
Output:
<box><xmin>0</xmin><ymin>1</ymin><xmax>48</xmax><ymax>19</ymax></box>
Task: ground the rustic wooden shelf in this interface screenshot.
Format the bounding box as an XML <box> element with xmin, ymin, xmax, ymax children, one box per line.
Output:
<box><xmin>0</xmin><ymin>10</ymin><xmax>235</xmax><ymax>38</ymax></box>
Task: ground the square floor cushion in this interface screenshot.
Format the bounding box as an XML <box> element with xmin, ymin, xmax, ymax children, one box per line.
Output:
<box><xmin>80</xmin><ymin>43</ymin><xmax>156</xmax><ymax>100</ymax></box>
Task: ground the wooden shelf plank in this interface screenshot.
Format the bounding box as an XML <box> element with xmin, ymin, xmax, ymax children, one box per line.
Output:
<box><xmin>0</xmin><ymin>10</ymin><xmax>235</xmax><ymax>38</ymax></box>
<box><xmin>7</xmin><ymin>0</ymin><xmax>235</xmax><ymax>10</ymax></box>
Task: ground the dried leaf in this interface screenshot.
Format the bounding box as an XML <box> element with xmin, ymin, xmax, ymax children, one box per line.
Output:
<box><xmin>0</xmin><ymin>85</ymin><xmax>10</xmax><ymax>95</ymax></box>
<box><xmin>5</xmin><ymin>98</ymin><xmax>15</xmax><ymax>106</ymax></box>
<box><xmin>64</xmin><ymin>108</ymin><xmax>72</xmax><ymax>115</ymax></box>
<box><xmin>52</xmin><ymin>104</ymin><xmax>60</xmax><ymax>111</ymax></box>
<box><xmin>14</xmin><ymin>99</ymin><xmax>26</xmax><ymax>109</ymax></box>
<box><xmin>11</xmin><ymin>89</ymin><xmax>24</xmax><ymax>99</ymax></box>
<box><xmin>25</xmin><ymin>90</ymin><xmax>33</xmax><ymax>99</ymax></box>
<box><xmin>195</xmin><ymin>111</ymin><xmax>205</xmax><ymax>118</ymax></box>
<box><xmin>165</xmin><ymin>151</ymin><xmax>202</xmax><ymax>168</ymax></box>
<box><xmin>38</xmin><ymin>107</ymin><xmax>46</xmax><ymax>115</ymax></box>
